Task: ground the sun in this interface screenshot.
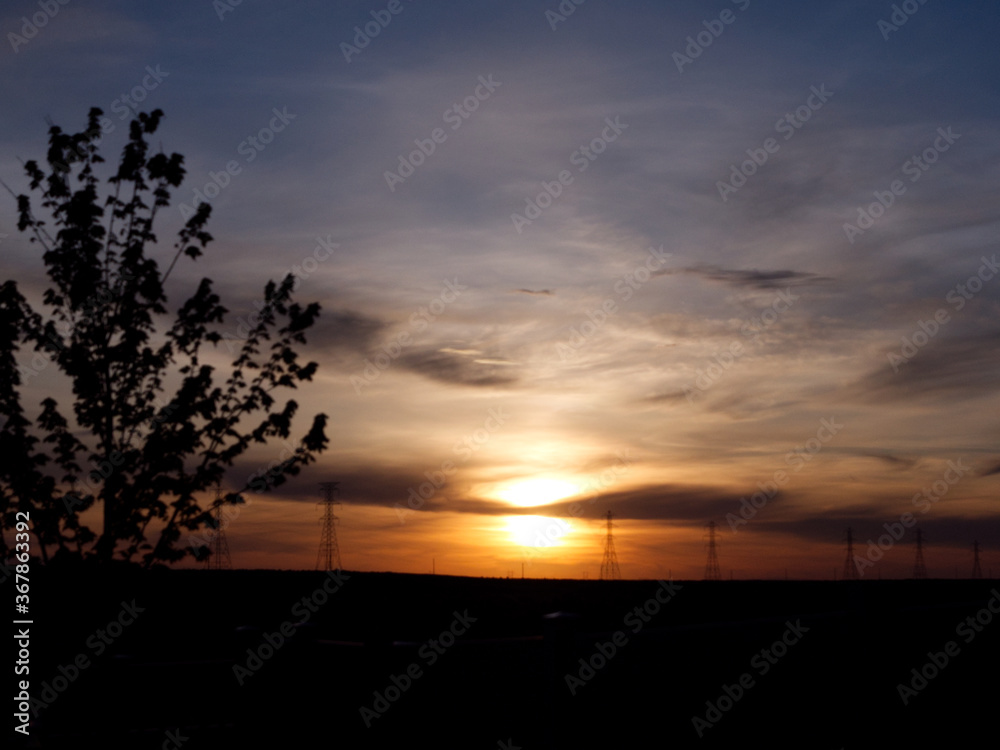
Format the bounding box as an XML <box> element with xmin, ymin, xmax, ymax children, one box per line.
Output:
<box><xmin>506</xmin><ymin>515</ymin><xmax>572</xmax><ymax>548</ymax></box>
<box><xmin>495</xmin><ymin>477</ymin><xmax>580</xmax><ymax>508</ymax></box>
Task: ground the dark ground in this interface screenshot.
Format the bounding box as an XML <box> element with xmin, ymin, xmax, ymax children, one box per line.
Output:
<box><xmin>9</xmin><ymin>567</ymin><xmax>1000</xmax><ymax>748</ymax></box>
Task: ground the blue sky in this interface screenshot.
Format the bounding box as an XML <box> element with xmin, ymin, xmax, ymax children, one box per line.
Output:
<box><xmin>2</xmin><ymin>0</ymin><xmax>999</xmax><ymax>578</ymax></box>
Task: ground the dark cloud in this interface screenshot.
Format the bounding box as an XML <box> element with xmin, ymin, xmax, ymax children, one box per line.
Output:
<box><xmin>310</xmin><ymin>309</ymin><xmax>386</xmax><ymax>354</ymax></box>
<box><xmin>395</xmin><ymin>348</ymin><xmax>519</xmax><ymax>388</ymax></box>
<box><xmin>416</xmin><ymin>483</ymin><xmax>779</xmax><ymax>525</ymax></box>
<box><xmin>513</xmin><ymin>288</ymin><xmax>555</xmax><ymax>296</ymax></box>
<box><xmin>763</xmin><ymin>513</ymin><xmax>1000</xmax><ymax>552</ymax></box>
<box><xmin>234</xmin><ymin>463</ymin><xmax>433</xmax><ymax>509</ymax></box>
<box><xmin>844</xmin><ymin>450</ymin><xmax>918</xmax><ymax>470</ymax></box>
<box><xmin>851</xmin><ymin>331</ymin><xmax>1000</xmax><ymax>403</ymax></box>
<box><xmin>641</xmin><ymin>390</ymin><xmax>691</xmax><ymax>405</ymax></box>
<box><xmin>586</xmin><ymin>485</ymin><xmax>770</xmax><ymax>524</ymax></box>
<box><xmin>981</xmin><ymin>460</ymin><xmax>1000</xmax><ymax>478</ymax></box>
<box><xmin>656</xmin><ymin>265</ymin><xmax>833</xmax><ymax>290</ymax></box>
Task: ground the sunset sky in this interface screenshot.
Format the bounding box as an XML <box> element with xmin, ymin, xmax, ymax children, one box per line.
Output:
<box><xmin>2</xmin><ymin>0</ymin><xmax>999</xmax><ymax>579</ymax></box>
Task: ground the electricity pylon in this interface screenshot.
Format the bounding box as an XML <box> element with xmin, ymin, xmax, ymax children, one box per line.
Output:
<box><xmin>316</xmin><ymin>482</ymin><xmax>343</xmax><ymax>572</ymax></box>
<box><xmin>913</xmin><ymin>528</ymin><xmax>928</xmax><ymax>579</ymax></box>
<box><xmin>205</xmin><ymin>485</ymin><xmax>232</xmax><ymax>570</ymax></box>
<box><xmin>600</xmin><ymin>510</ymin><xmax>621</xmax><ymax>580</ymax></box>
<box><xmin>704</xmin><ymin>521</ymin><xmax>722</xmax><ymax>581</ymax></box>
<box><xmin>843</xmin><ymin>527</ymin><xmax>858</xmax><ymax>580</ymax></box>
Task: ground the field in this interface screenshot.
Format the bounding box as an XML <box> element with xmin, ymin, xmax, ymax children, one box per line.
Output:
<box><xmin>15</xmin><ymin>568</ymin><xmax>999</xmax><ymax>748</ymax></box>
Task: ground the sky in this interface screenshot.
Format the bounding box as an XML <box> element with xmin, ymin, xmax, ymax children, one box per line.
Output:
<box><xmin>2</xmin><ymin>0</ymin><xmax>999</xmax><ymax>579</ymax></box>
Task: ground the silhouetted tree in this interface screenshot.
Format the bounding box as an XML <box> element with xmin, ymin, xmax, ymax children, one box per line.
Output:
<box><xmin>0</xmin><ymin>108</ymin><xmax>328</xmax><ymax>567</ymax></box>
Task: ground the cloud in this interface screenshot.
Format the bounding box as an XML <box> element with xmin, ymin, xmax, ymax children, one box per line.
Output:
<box><xmin>981</xmin><ymin>460</ymin><xmax>1000</xmax><ymax>478</ymax></box>
<box><xmin>422</xmin><ymin>483</ymin><xmax>775</xmax><ymax>526</ymax></box>
<box><xmin>656</xmin><ymin>265</ymin><xmax>833</xmax><ymax>290</ymax></box>
<box><xmin>845</xmin><ymin>450</ymin><xmax>918</xmax><ymax>470</ymax></box>
<box><xmin>763</xmin><ymin>513</ymin><xmax>1000</xmax><ymax>552</ymax></box>
<box><xmin>310</xmin><ymin>308</ymin><xmax>386</xmax><ymax>354</ymax></box>
<box><xmin>395</xmin><ymin>348</ymin><xmax>519</xmax><ymax>387</ymax></box>
<box><xmin>851</xmin><ymin>331</ymin><xmax>1000</xmax><ymax>403</ymax></box>
<box><xmin>640</xmin><ymin>390</ymin><xmax>691</xmax><ymax>405</ymax></box>
<box><xmin>513</xmin><ymin>288</ymin><xmax>555</xmax><ymax>296</ymax></box>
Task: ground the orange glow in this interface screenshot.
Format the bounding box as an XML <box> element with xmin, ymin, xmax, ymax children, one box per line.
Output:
<box><xmin>494</xmin><ymin>477</ymin><xmax>581</xmax><ymax>507</ymax></box>
<box><xmin>505</xmin><ymin>515</ymin><xmax>572</xmax><ymax>547</ymax></box>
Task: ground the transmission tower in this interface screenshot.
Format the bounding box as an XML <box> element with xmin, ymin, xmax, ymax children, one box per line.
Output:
<box><xmin>972</xmin><ymin>540</ymin><xmax>983</xmax><ymax>579</ymax></box>
<box><xmin>843</xmin><ymin>527</ymin><xmax>858</xmax><ymax>580</ymax></box>
<box><xmin>600</xmin><ymin>510</ymin><xmax>621</xmax><ymax>580</ymax></box>
<box><xmin>913</xmin><ymin>528</ymin><xmax>928</xmax><ymax>579</ymax></box>
<box><xmin>316</xmin><ymin>482</ymin><xmax>343</xmax><ymax>572</ymax></box>
<box><xmin>704</xmin><ymin>521</ymin><xmax>722</xmax><ymax>581</ymax></box>
<box><xmin>205</xmin><ymin>485</ymin><xmax>232</xmax><ymax>570</ymax></box>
